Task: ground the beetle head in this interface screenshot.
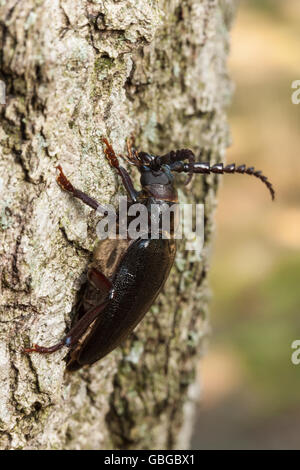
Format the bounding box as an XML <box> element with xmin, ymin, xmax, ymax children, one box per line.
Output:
<box><xmin>137</xmin><ymin>152</ymin><xmax>174</xmax><ymax>187</ymax></box>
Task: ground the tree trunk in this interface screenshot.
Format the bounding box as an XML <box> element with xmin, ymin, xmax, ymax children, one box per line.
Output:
<box><xmin>0</xmin><ymin>0</ymin><xmax>237</xmax><ymax>450</ymax></box>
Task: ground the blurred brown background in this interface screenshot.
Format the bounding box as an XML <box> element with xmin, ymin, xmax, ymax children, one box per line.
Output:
<box><xmin>192</xmin><ymin>0</ymin><xmax>300</xmax><ymax>449</ymax></box>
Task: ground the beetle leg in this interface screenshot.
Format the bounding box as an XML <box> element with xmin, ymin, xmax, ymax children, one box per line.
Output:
<box><xmin>23</xmin><ymin>299</ymin><xmax>110</xmax><ymax>355</ymax></box>
<box><xmin>119</xmin><ymin>135</ymin><xmax>139</xmax><ymax>167</ymax></box>
<box><xmin>102</xmin><ymin>137</ymin><xmax>138</xmax><ymax>202</ymax></box>
<box><xmin>23</xmin><ymin>268</ymin><xmax>114</xmax><ymax>356</ymax></box>
<box><xmin>63</xmin><ymin>299</ymin><xmax>110</xmax><ymax>349</ymax></box>
<box><xmin>56</xmin><ymin>165</ymin><xmax>108</xmax><ymax>214</ymax></box>
<box><xmin>87</xmin><ymin>266</ymin><xmax>113</xmax><ymax>292</ymax></box>
<box><xmin>126</xmin><ymin>134</ymin><xmax>140</xmax><ymax>165</ymax></box>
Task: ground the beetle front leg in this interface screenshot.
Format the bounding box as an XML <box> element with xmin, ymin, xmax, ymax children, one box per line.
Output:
<box><xmin>102</xmin><ymin>137</ymin><xmax>139</xmax><ymax>202</ymax></box>
<box><xmin>126</xmin><ymin>134</ymin><xmax>140</xmax><ymax>165</ymax></box>
<box><xmin>56</xmin><ymin>165</ymin><xmax>108</xmax><ymax>214</ymax></box>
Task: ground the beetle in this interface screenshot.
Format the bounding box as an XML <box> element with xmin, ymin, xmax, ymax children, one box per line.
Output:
<box><xmin>24</xmin><ymin>137</ymin><xmax>275</xmax><ymax>370</ymax></box>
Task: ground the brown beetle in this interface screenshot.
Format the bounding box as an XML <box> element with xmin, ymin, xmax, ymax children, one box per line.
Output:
<box><xmin>24</xmin><ymin>138</ymin><xmax>274</xmax><ymax>370</ymax></box>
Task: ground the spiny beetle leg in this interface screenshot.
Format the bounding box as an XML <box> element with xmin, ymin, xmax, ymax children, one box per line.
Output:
<box><xmin>102</xmin><ymin>138</ymin><xmax>119</xmax><ymax>168</ymax></box>
<box><xmin>23</xmin><ymin>299</ymin><xmax>110</xmax><ymax>356</ymax></box>
<box><xmin>56</xmin><ymin>165</ymin><xmax>107</xmax><ymax>213</ymax></box>
<box><xmin>102</xmin><ymin>137</ymin><xmax>138</xmax><ymax>202</ymax></box>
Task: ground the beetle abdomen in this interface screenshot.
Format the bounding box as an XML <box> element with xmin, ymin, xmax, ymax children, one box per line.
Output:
<box><xmin>75</xmin><ymin>237</ymin><xmax>176</xmax><ymax>366</ymax></box>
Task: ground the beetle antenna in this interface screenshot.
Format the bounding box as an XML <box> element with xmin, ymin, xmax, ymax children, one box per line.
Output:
<box><xmin>170</xmin><ymin>161</ymin><xmax>275</xmax><ymax>200</ymax></box>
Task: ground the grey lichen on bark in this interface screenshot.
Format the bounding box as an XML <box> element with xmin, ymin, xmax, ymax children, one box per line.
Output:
<box><xmin>0</xmin><ymin>0</ymin><xmax>237</xmax><ymax>450</ymax></box>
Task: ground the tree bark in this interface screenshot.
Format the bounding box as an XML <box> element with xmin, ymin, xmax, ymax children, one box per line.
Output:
<box><xmin>0</xmin><ymin>0</ymin><xmax>237</xmax><ymax>450</ymax></box>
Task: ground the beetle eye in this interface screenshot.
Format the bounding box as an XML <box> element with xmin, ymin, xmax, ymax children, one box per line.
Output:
<box><xmin>138</xmin><ymin>152</ymin><xmax>156</xmax><ymax>166</ymax></box>
<box><xmin>138</xmin><ymin>152</ymin><xmax>149</xmax><ymax>164</ymax></box>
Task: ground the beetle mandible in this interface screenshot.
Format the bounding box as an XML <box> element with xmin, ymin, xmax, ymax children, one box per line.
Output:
<box><xmin>24</xmin><ymin>137</ymin><xmax>275</xmax><ymax>370</ymax></box>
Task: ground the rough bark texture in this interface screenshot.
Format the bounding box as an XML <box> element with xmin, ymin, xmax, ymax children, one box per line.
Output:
<box><xmin>0</xmin><ymin>0</ymin><xmax>237</xmax><ymax>450</ymax></box>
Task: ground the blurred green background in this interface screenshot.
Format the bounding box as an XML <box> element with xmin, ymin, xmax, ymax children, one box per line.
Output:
<box><xmin>192</xmin><ymin>0</ymin><xmax>300</xmax><ymax>449</ymax></box>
